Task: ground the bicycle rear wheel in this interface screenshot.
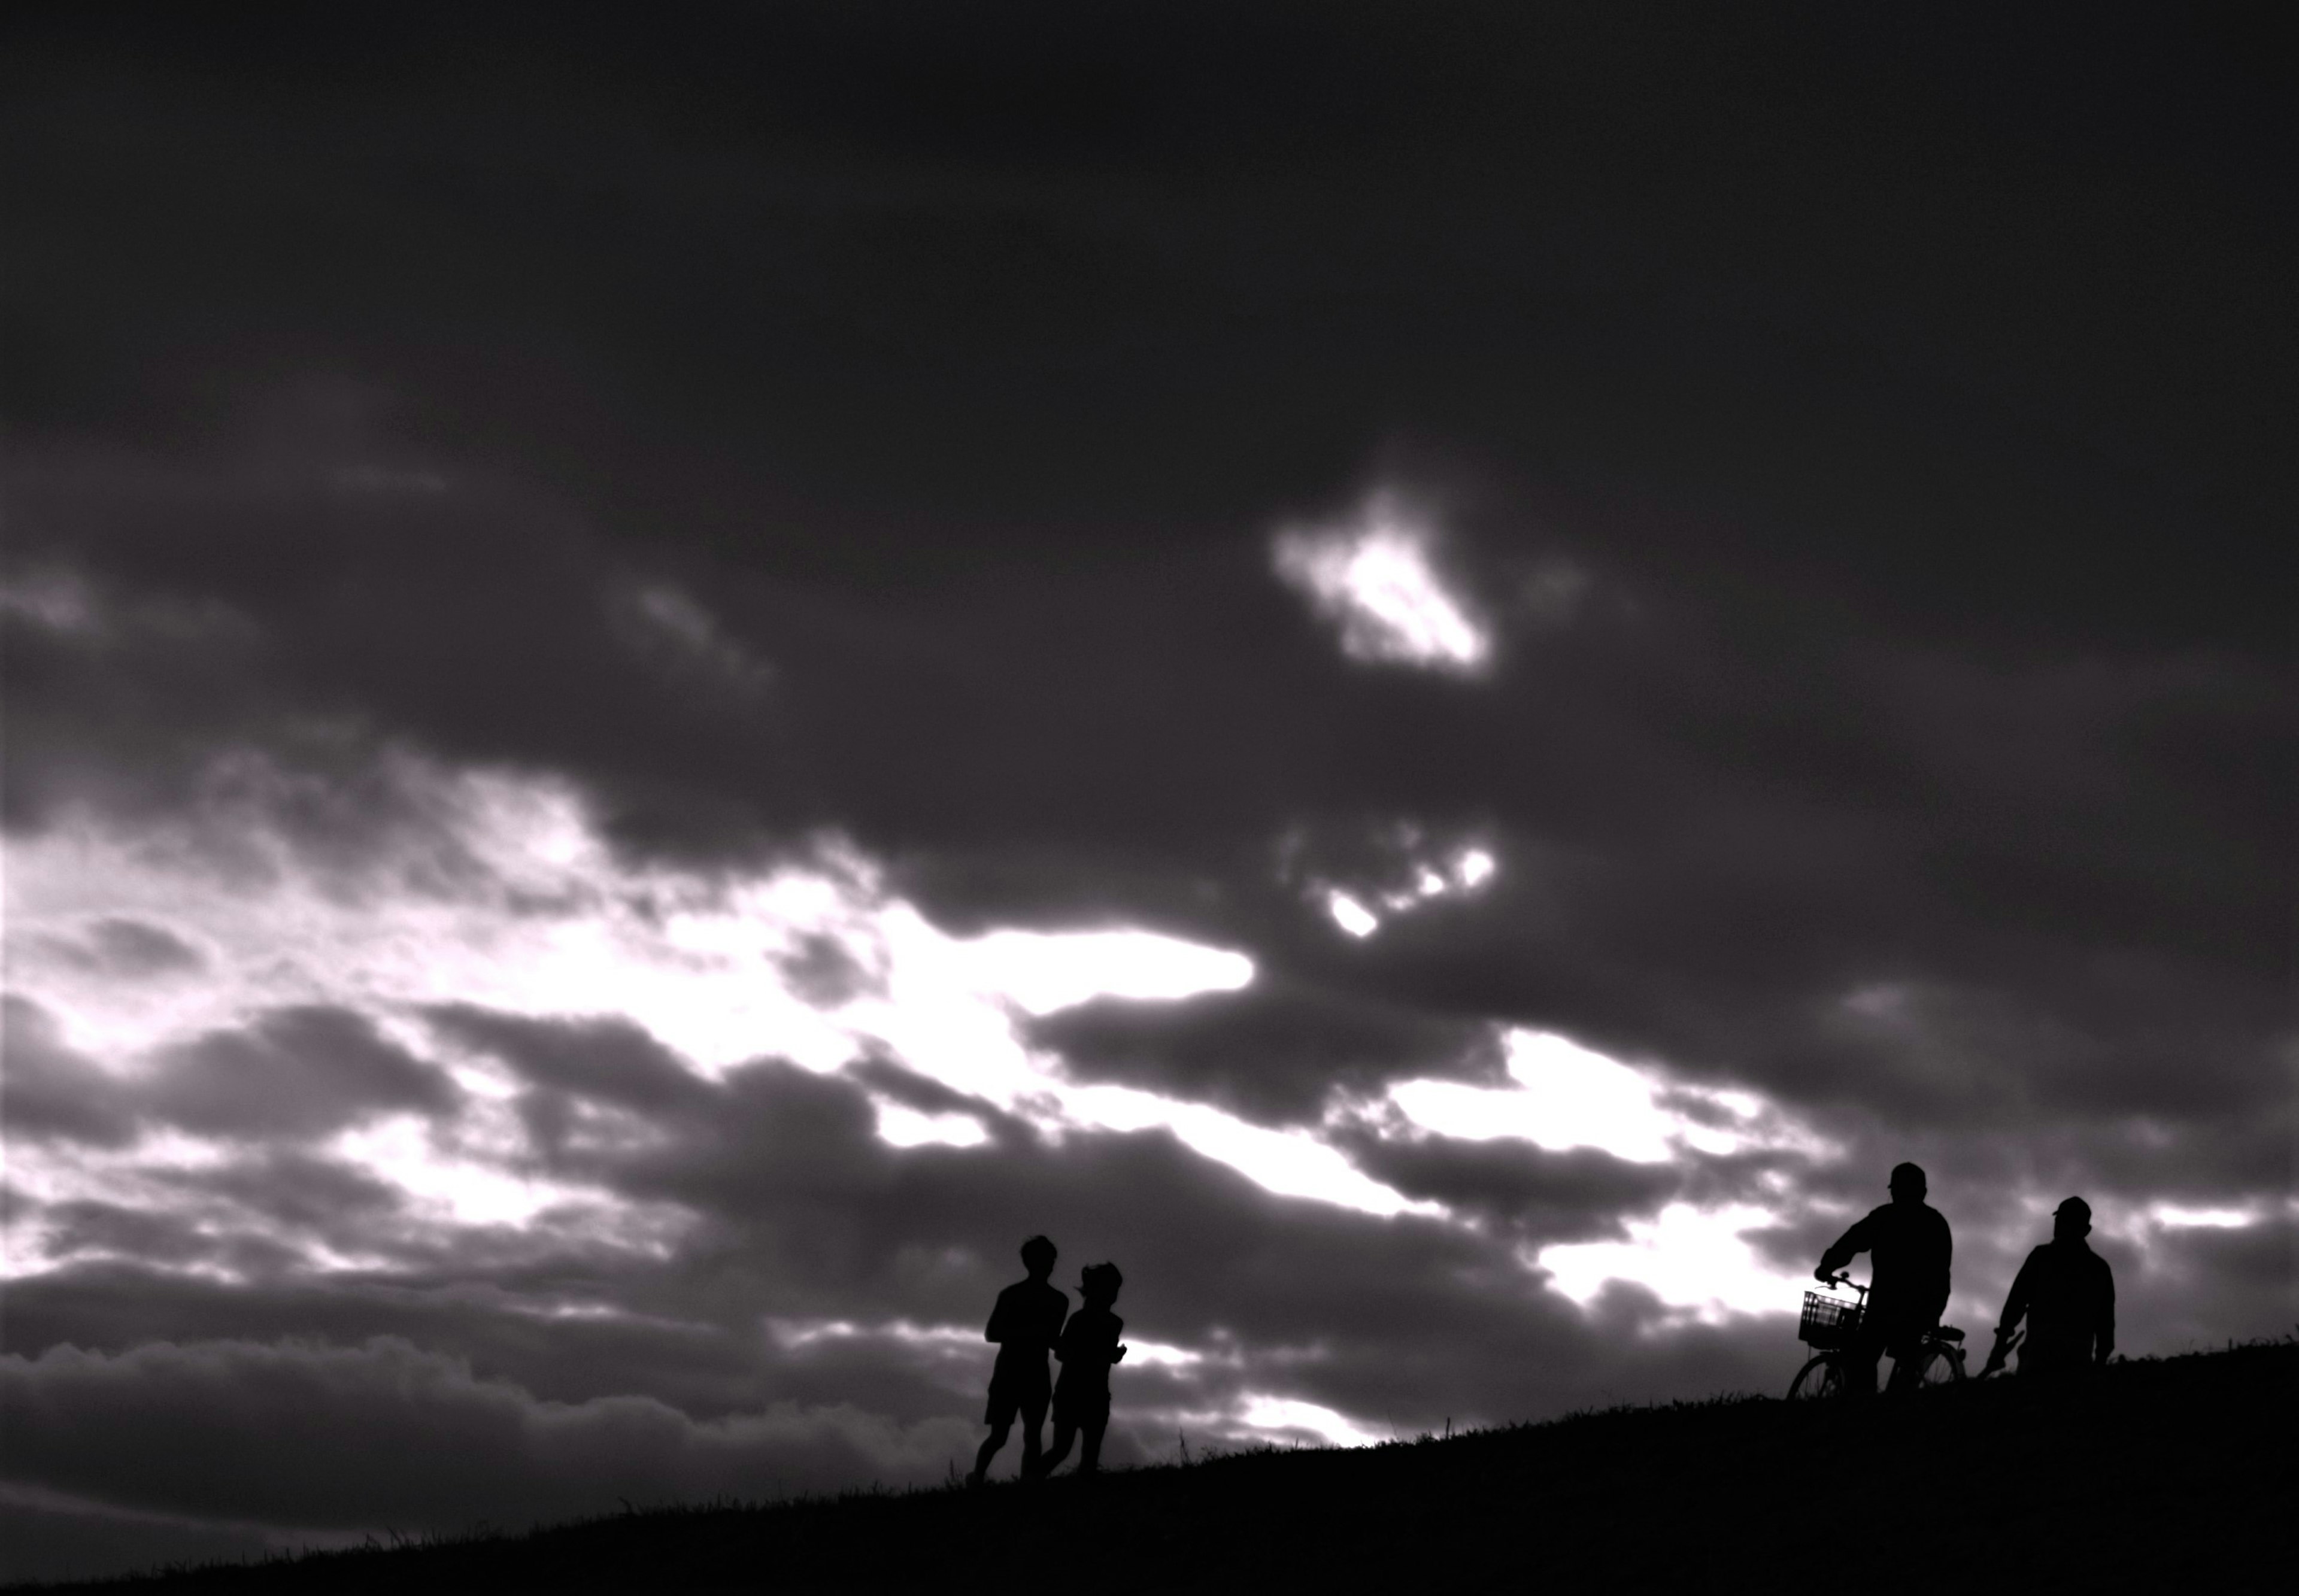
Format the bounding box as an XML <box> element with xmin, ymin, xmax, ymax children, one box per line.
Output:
<box><xmin>1787</xmin><ymin>1354</ymin><xmax>1844</xmax><ymax>1400</ymax></box>
<box><xmin>1910</xmin><ymin>1344</ymin><xmax>1964</xmax><ymax>1388</ymax></box>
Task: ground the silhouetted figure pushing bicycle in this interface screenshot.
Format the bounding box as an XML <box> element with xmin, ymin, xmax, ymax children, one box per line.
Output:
<box><xmin>1984</xmin><ymin>1196</ymin><xmax>2114</xmax><ymax>1379</ymax></box>
<box><xmin>1813</xmin><ymin>1162</ymin><xmax>1952</xmax><ymax>1396</ymax></box>
<box><xmin>1035</xmin><ymin>1261</ymin><xmax>1127</xmax><ymax>1478</ymax></box>
<box><xmin>970</xmin><ymin>1235</ymin><xmax>1067</xmax><ymax>1485</ymax></box>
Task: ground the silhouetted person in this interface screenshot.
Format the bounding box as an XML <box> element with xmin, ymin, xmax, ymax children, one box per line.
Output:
<box><xmin>1989</xmin><ymin>1197</ymin><xmax>2115</xmax><ymax>1377</ymax></box>
<box><xmin>1035</xmin><ymin>1262</ymin><xmax>1127</xmax><ymax>1478</ymax></box>
<box><xmin>969</xmin><ymin>1234</ymin><xmax>1067</xmax><ymax>1485</ymax></box>
<box><xmin>1816</xmin><ymin>1161</ymin><xmax>1952</xmax><ymax>1395</ymax></box>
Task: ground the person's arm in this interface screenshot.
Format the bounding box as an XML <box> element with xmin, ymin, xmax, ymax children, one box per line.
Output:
<box><xmin>1109</xmin><ymin>1315</ymin><xmax>1127</xmax><ymax>1366</ymax></box>
<box><xmin>1816</xmin><ymin>1213</ymin><xmax>1875</xmax><ymax>1279</ymax></box>
<box><xmin>2095</xmin><ymin>1258</ymin><xmax>2116</xmax><ymax>1365</ymax></box>
<box><xmin>1977</xmin><ymin>1248</ymin><xmax>2039</xmax><ymax>1376</ymax></box>
<box><xmin>985</xmin><ymin>1289</ymin><xmax>1011</xmax><ymax>1345</ymax></box>
<box><xmin>1931</xmin><ymin>1211</ymin><xmax>1954</xmax><ymax>1321</ymax></box>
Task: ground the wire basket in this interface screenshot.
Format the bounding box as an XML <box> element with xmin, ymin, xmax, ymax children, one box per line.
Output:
<box><xmin>1800</xmin><ymin>1291</ymin><xmax>1863</xmax><ymax>1348</ymax></box>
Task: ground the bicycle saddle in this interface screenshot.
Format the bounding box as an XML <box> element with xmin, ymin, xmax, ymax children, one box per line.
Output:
<box><xmin>1936</xmin><ymin>1327</ymin><xmax>1964</xmax><ymax>1342</ymax></box>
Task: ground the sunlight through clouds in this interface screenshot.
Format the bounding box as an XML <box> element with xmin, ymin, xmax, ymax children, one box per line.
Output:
<box><xmin>1272</xmin><ymin>493</ymin><xmax>1490</xmax><ymax>673</ymax></box>
<box><xmin>1391</xmin><ymin>1030</ymin><xmax>1770</xmax><ymax>1164</ymax></box>
<box><xmin>2</xmin><ymin>757</ymin><xmax>1431</xmax><ymax>1224</ymax></box>
<box><xmin>1326</xmin><ymin>891</ymin><xmax>1379</xmax><ymax>938</ymax></box>
<box><xmin>332</xmin><ymin>1116</ymin><xmax>644</xmax><ymax>1231</ymax></box>
<box><xmin>1061</xmin><ymin>1084</ymin><xmax>1435</xmax><ymax>1216</ymax></box>
<box><xmin>956</xmin><ymin>929</ymin><xmax>1254</xmax><ymax>1016</ymax></box>
<box><xmin>2146</xmin><ymin>1203</ymin><xmax>2262</xmax><ymax>1230</ymax></box>
<box><xmin>1312</xmin><ymin>839</ymin><xmax>1498</xmax><ymax>939</ymax></box>
<box><xmin>869</xmin><ymin>1098</ymin><xmax>991</xmax><ymax>1149</ymax></box>
<box><xmin>8</xmin><ymin>753</ymin><xmax>1829</xmax><ymax>1319</ymax></box>
<box><xmin>1234</xmin><ymin>1394</ymin><xmax>1388</xmax><ymax>1448</ymax></box>
<box><xmin>1537</xmin><ymin>1202</ymin><xmax>1801</xmax><ymax>1322</ymax></box>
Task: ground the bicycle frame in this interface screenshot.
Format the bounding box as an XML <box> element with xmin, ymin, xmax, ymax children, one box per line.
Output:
<box><xmin>1790</xmin><ymin>1274</ymin><xmax>1967</xmax><ymax>1398</ymax></box>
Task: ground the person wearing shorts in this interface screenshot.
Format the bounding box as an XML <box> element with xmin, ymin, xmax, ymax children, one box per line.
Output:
<box><xmin>969</xmin><ymin>1235</ymin><xmax>1067</xmax><ymax>1485</ymax></box>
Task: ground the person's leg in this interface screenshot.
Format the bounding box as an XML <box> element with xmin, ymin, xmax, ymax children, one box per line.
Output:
<box><xmin>1038</xmin><ymin>1414</ymin><xmax>1077</xmax><ymax>1477</ymax></box>
<box><xmin>970</xmin><ymin>1382</ymin><xmax>1018</xmax><ymax>1485</ymax></box>
<box><xmin>1883</xmin><ymin>1323</ymin><xmax>1937</xmax><ymax>1393</ymax></box>
<box><xmin>1845</xmin><ymin>1322</ymin><xmax>1885</xmax><ymax>1397</ymax></box>
<box><xmin>970</xmin><ymin>1422</ymin><xmax>1009</xmax><ymax>1484</ymax></box>
<box><xmin>1078</xmin><ymin>1409</ymin><xmax>1107</xmax><ymax>1474</ymax></box>
<box><xmin>1018</xmin><ymin>1388</ymin><xmax>1048</xmax><ymax>1477</ymax></box>
<box><xmin>1884</xmin><ymin>1332</ymin><xmax>1919</xmax><ymax>1393</ymax></box>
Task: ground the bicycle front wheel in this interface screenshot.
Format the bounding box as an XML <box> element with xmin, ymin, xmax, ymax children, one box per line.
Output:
<box><xmin>1788</xmin><ymin>1354</ymin><xmax>1844</xmax><ymax>1401</ymax></box>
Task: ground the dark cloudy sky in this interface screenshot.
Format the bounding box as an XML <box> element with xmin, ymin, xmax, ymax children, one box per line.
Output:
<box><xmin>2</xmin><ymin>3</ymin><xmax>2289</xmax><ymax>1580</ymax></box>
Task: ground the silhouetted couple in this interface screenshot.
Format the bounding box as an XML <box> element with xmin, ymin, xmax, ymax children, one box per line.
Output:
<box><xmin>1817</xmin><ymin>1163</ymin><xmax>2113</xmax><ymax>1394</ymax></box>
<box><xmin>969</xmin><ymin>1236</ymin><xmax>1128</xmax><ymax>1485</ymax></box>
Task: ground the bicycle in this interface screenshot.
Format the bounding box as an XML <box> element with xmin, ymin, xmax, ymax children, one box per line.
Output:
<box><xmin>1786</xmin><ymin>1274</ymin><xmax>1967</xmax><ymax>1399</ymax></box>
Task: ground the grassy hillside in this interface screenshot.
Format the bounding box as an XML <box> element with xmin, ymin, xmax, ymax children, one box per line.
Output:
<box><xmin>25</xmin><ymin>1342</ymin><xmax>2294</xmax><ymax>1594</ymax></box>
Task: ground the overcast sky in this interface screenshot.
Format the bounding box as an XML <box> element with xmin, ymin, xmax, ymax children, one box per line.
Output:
<box><xmin>2</xmin><ymin>4</ymin><xmax>2289</xmax><ymax>1580</ymax></box>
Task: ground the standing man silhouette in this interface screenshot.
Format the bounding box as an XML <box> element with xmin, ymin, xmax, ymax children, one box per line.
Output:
<box><xmin>969</xmin><ymin>1234</ymin><xmax>1067</xmax><ymax>1485</ymax></box>
<box><xmin>1988</xmin><ymin>1197</ymin><xmax>2115</xmax><ymax>1377</ymax></box>
<box><xmin>1816</xmin><ymin>1161</ymin><xmax>1952</xmax><ymax>1395</ymax></box>
<box><xmin>1035</xmin><ymin>1261</ymin><xmax>1127</xmax><ymax>1479</ymax></box>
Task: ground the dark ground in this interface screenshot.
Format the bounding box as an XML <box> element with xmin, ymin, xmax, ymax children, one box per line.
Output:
<box><xmin>23</xmin><ymin>1342</ymin><xmax>2294</xmax><ymax>1594</ymax></box>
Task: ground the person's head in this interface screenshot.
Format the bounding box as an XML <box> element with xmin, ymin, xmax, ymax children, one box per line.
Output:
<box><xmin>1888</xmin><ymin>1162</ymin><xmax>1928</xmax><ymax>1203</ymax></box>
<box><xmin>1079</xmin><ymin>1261</ymin><xmax>1123</xmax><ymax>1307</ymax></box>
<box><xmin>1020</xmin><ymin>1235</ymin><xmax>1057</xmax><ymax>1280</ymax></box>
<box><xmin>2053</xmin><ymin>1197</ymin><xmax>2092</xmax><ymax>1243</ymax></box>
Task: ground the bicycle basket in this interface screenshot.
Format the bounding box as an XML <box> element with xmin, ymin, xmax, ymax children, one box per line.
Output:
<box><xmin>1800</xmin><ymin>1291</ymin><xmax>1863</xmax><ymax>1348</ymax></box>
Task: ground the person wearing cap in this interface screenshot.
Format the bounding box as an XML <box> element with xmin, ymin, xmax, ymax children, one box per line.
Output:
<box><xmin>969</xmin><ymin>1234</ymin><xmax>1069</xmax><ymax>1485</ymax></box>
<box><xmin>1815</xmin><ymin>1161</ymin><xmax>1954</xmax><ymax>1395</ymax></box>
<box><xmin>1989</xmin><ymin>1197</ymin><xmax>2115</xmax><ymax>1376</ymax></box>
<box><xmin>1034</xmin><ymin>1261</ymin><xmax>1128</xmax><ymax>1478</ymax></box>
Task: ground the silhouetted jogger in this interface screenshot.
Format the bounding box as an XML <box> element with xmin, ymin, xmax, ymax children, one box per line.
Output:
<box><xmin>970</xmin><ymin>1235</ymin><xmax>1067</xmax><ymax>1485</ymax></box>
<box><xmin>1035</xmin><ymin>1262</ymin><xmax>1127</xmax><ymax>1478</ymax></box>
<box><xmin>1816</xmin><ymin>1161</ymin><xmax>1952</xmax><ymax>1395</ymax></box>
<box><xmin>1989</xmin><ymin>1196</ymin><xmax>2114</xmax><ymax>1377</ymax></box>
